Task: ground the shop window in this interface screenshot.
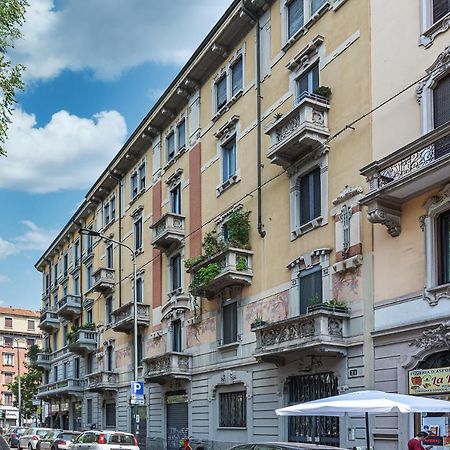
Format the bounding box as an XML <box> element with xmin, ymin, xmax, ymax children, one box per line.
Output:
<box><xmin>222</xmin><ymin>301</ymin><xmax>238</xmax><ymax>345</ymax></box>
<box><xmin>219</xmin><ymin>391</ymin><xmax>247</xmax><ymax>428</ymax></box>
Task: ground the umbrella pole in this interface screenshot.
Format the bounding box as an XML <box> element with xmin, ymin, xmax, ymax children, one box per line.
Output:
<box><xmin>365</xmin><ymin>412</ymin><xmax>371</xmax><ymax>450</ymax></box>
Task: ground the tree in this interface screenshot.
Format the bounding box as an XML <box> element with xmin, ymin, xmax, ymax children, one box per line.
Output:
<box><xmin>0</xmin><ymin>0</ymin><xmax>28</xmax><ymax>156</ymax></box>
<box><xmin>8</xmin><ymin>368</ymin><xmax>42</xmax><ymax>420</ymax></box>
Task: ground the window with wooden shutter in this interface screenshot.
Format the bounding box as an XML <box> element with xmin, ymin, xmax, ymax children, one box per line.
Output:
<box><xmin>299</xmin><ymin>268</ymin><xmax>323</xmax><ymax>314</ymax></box>
<box><xmin>433</xmin><ymin>0</ymin><xmax>450</xmax><ymax>23</ymax></box>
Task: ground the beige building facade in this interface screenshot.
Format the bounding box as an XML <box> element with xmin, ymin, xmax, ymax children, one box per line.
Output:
<box><xmin>35</xmin><ymin>0</ymin><xmax>450</xmax><ymax>449</ymax></box>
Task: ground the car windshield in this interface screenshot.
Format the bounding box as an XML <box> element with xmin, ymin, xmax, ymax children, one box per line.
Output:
<box><xmin>107</xmin><ymin>434</ymin><xmax>135</xmax><ymax>445</ymax></box>
<box><xmin>16</xmin><ymin>429</ymin><xmax>27</xmax><ymax>434</ymax></box>
<box><xmin>60</xmin><ymin>433</ymin><xmax>78</xmax><ymax>440</ymax></box>
<box><xmin>37</xmin><ymin>430</ymin><xmax>52</xmax><ymax>437</ymax></box>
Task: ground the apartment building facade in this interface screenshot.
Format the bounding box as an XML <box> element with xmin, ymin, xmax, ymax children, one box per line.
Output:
<box><xmin>34</xmin><ymin>0</ymin><xmax>450</xmax><ymax>449</ymax></box>
<box><xmin>0</xmin><ymin>307</ymin><xmax>41</xmax><ymax>428</ymax></box>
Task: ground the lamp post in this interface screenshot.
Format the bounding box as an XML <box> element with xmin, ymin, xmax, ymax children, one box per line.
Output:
<box><xmin>16</xmin><ymin>339</ymin><xmax>22</xmax><ymax>426</ymax></box>
<box><xmin>79</xmin><ymin>228</ymin><xmax>139</xmax><ymax>389</ymax></box>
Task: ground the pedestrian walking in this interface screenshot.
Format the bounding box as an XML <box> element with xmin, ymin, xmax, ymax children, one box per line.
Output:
<box><xmin>408</xmin><ymin>432</ymin><xmax>432</xmax><ymax>450</ymax></box>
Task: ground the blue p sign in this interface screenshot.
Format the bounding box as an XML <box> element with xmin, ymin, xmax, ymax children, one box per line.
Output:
<box><xmin>131</xmin><ymin>381</ymin><xmax>144</xmax><ymax>396</ymax></box>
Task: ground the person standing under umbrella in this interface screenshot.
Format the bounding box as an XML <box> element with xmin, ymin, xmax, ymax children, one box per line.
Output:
<box><xmin>408</xmin><ymin>432</ymin><xmax>433</xmax><ymax>450</ymax></box>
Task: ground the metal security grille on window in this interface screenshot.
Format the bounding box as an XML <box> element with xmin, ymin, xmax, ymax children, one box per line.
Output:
<box><xmin>288</xmin><ymin>0</ymin><xmax>304</xmax><ymax>39</ymax></box>
<box><xmin>299</xmin><ymin>269</ymin><xmax>322</xmax><ymax>314</ymax></box>
<box><xmin>288</xmin><ymin>373</ymin><xmax>339</xmax><ymax>446</ymax></box>
<box><xmin>216</xmin><ymin>76</ymin><xmax>227</xmax><ymax>111</ymax></box>
<box><xmin>433</xmin><ymin>0</ymin><xmax>450</xmax><ymax>23</ymax></box>
<box><xmin>223</xmin><ymin>302</ymin><xmax>237</xmax><ymax>345</ymax></box>
<box><xmin>220</xmin><ymin>391</ymin><xmax>246</xmax><ymax>427</ymax></box>
<box><xmin>222</xmin><ymin>139</ymin><xmax>237</xmax><ymax>182</ymax></box>
<box><xmin>231</xmin><ymin>58</ymin><xmax>243</xmax><ymax>97</ymax></box>
<box><xmin>433</xmin><ymin>74</ymin><xmax>450</xmax><ymax>159</ymax></box>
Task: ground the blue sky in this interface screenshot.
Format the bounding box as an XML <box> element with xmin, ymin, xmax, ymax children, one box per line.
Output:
<box><xmin>0</xmin><ymin>0</ymin><xmax>231</xmax><ymax>310</ymax></box>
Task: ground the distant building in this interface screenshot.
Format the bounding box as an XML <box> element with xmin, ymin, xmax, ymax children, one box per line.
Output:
<box><xmin>0</xmin><ymin>307</ymin><xmax>42</xmax><ymax>428</ymax></box>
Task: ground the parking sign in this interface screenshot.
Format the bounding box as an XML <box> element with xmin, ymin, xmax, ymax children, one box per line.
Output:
<box><xmin>131</xmin><ymin>381</ymin><xmax>144</xmax><ymax>396</ymax></box>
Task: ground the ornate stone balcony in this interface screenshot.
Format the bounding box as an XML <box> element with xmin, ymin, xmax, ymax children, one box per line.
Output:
<box><xmin>31</xmin><ymin>352</ymin><xmax>52</xmax><ymax>371</ymax></box>
<box><xmin>144</xmin><ymin>352</ymin><xmax>192</xmax><ymax>384</ymax></box>
<box><xmin>91</xmin><ymin>267</ymin><xmax>115</xmax><ymax>293</ymax></box>
<box><xmin>151</xmin><ymin>213</ymin><xmax>185</xmax><ymax>252</ymax></box>
<box><xmin>265</xmin><ymin>93</ymin><xmax>330</xmax><ymax>167</ymax></box>
<box><xmin>85</xmin><ymin>371</ymin><xmax>119</xmax><ymax>393</ymax></box>
<box><xmin>188</xmin><ymin>247</ymin><xmax>253</xmax><ymax>298</ymax></box>
<box><xmin>37</xmin><ymin>378</ymin><xmax>85</xmax><ymax>400</ymax></box>
<box><xmin>253</xmin><ymin>308</ymin><xmax>350</xmax><ymax>365</ymax></box>
<box><xmin>39</xmin><ymin>309</ymin><xmax>60</xmax><ymax>332</ymax></box>
<box><xmin>112</xmin><ymin>302</ymin><xmax>150</xmax><ymax>333</ymax></box>
<box><xmin>360</xmin><ymin>122</ymin><xmax>450</xmax><ymax>237</ymax></box>
<box><xmin>57</xmin><ymin>294</ymin><xmax>81</xmax><ymax>320</ymax></box>
<box><xmin>68</xmin><ymin>329</ymin><xmax>98</xmax><ymax>355</ymax></box>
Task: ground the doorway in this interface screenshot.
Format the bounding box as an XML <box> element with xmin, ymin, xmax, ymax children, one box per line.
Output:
<box><xmin>166</xmin><ymin>392</ymin><xmax>188</xmax><ymax>450</ymax></box>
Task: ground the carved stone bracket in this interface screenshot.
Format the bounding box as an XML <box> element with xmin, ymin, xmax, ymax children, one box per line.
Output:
<box><xmin>366</xmin><ymin>200</ymin><xmax>402</xmax><ymax>237</ymax></box>
<box><xmin>420</xmin><ymin>16</ymin><xmax>450</xmax><ymax>49</ymax></box>
<box><xmin>410</xmin><ymin>321</ymin><xmax>450</xmax><ymax>348</ymax></box>
<box><xmin>424</xmin><ymin>285</ymin><xmax>450</xmax><ymax>306</ymax></box>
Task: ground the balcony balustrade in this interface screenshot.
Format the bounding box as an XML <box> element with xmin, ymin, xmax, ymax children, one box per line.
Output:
<box><xmin>151</xmin><ymin>213</ymin><xmax>185</xmax><ymax>251</ymax></box>
<box><xmin>253</xmin><ymin>307</ymin><xmax>350</xmax><ymax>366</ymax></box>
<box><xmin>57</xmin><ymin>294</ymin><xmax>81</xmax><ymax>320</ymax></box>
<box><xmin>360</xmin><ymin>122</ymin><xmax>450</xmax><ymax>236</ymax></box>
<box><xmin>144</xmin><ymin>352</ymin><xmax>192</xmax><ymax>384</ymax></box>
<box><xmin>31</xmin><ymin>352</ymin><xmax>52</xmax><ymax>371</ymax></box>
<box><xmin>85</xmin><ymin>371</ymin><xmax>119</xmax><ymax>393</ymax></box>
<box><xmin>188</xmin><ymin>247</ymin><xmax>253</xmax><ymax>298</ymax></box>
<box><xmin>68</xmin><ymin>329</ymin><xmax>98</xmax><ymax>355</ymax></box>
<box><xmin>91</xmin><ymin>267</ymin><xmax>115</xmax><ymax>293</ymax></box>
<box><xmin>265</xmin><ymin>93</ymin><xmax>330</xmax><ymax>167</ymax></box>
<box><xmin>39</xmin><ymin>309</ymin><xmax>60</xmax><ymax>332</ymax></box>
<box><xmin>112</xmin><ymin>302</ymin><xmax>150</xmax><ymax>333</ymax></box>
<box><xmin>37</xmin><ymin>378</ymin><xmax>85</xmax><ymax>400</ymax></box>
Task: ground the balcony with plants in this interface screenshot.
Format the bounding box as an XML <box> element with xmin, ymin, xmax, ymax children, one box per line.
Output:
<box><xmin>111</xmin><ymin>302</ymin><xmax>150</xmax><ymax>333</ymax></box>
<box><xmin>90</xmin><ymin>267</ymin><xmax>115</xmax><ymax>293</ymax></box>
<box><xmin>39</xmin><ymin>307</ymin><xmax>60</xmax><ymax>332</ymax></box>
<box><xmin>265</xmin><ymin>87</ymin><xmax>331</xmax><ymax>168</ymax></box>
<box><xmin>360</xmin><ymin>122</ymin><xmax>450</xmax><ymax>237</ymax></box>
<box><xmin>150</xmin><ymin>212</ymin><xmax>185</xmax><ymax>252</ymax></box>
<box><xmin>85</xmin><ymin>371</ymin><xmax>119</xmax><ymax>393</ymax></box>
<box><xmin>143</xmin><ymin>352</ymin><xmax>192</xmax><ymax>385</ymax></box>
<box><xmin>67</xmin><ymin>323</ymin><xmax>97</xmax><ymax>355</ymax></box>
<box><xmin>252</xmin><ymin>299</ymin><xmax>350</xmax><ymax>366</ymax></box>
<box><xmin>185</xmin><ymin>210</ymin><xmax>253</xmax><ymax>299</ymax></box>
<box><xmin>57</xmin><ymin>294</ymin><xmax>81</xmax><ymax>320</ymax></box>
<box><xmin>28</xmin><ymin>345</ymin><xmax>52</xmax><ymax>371</ymax></box>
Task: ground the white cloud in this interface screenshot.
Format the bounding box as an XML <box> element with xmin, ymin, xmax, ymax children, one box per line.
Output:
<box><xmin>0</xmin><ymin>221</ymin><xmax>57</xmax><ymax>259</ymax></box>
<box><xmin>0</xmin><ymin>274</ymin><xmax>11</xmax><ymax>283</ymax></box>
<box><xmin>0</xmin><ymin>108</ymin><xmax>127</xmax><ymax>193</ymax></box>
<box><xmin>13</xmin><ymin>0</ymin><xmax>232</xmax><ymax>82</ymax></box>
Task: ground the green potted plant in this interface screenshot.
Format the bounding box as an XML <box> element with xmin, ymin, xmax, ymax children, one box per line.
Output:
<box><xmin>313</xmin><ymin>85</ymin><xmax>332</xmax><ymax>101</ymax></box>
<box><xmin>251</xmin><ymin>312</ymin><xmax>267</xmax><ymax>330</ymax></box>
<box><xmin>307</xmin><ymin>299</ymin><xmax>349</xmax><ymax>314</ymax></box>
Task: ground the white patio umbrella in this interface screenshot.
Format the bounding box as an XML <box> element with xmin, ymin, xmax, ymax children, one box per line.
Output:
<box><xmin>276</xmin><ymin>390</ymin><xmax>450</xmax><ymax>449</ymax></box>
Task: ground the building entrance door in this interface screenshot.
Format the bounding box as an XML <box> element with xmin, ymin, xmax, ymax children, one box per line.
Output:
<box><xmin>166</xmin><ymin>392</ymin><xmax>188</xmax><ymax>450</ymax></box>
<box><xmin>288</xmin><ymin>372</ymin><xmax>339</xmax><ymax>446</ymax></box>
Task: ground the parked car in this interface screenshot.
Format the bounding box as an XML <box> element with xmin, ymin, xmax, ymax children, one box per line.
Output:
<box><xmin>18</xmin><ymin>428</ymin><xmax>54</xmax><ymax>450</ymax></box>
<box><xmin>229</xmin><ymin>444</ymin><xmax>349</xmax><ymax>450</ymax></box>
<box><xmin>70</xmin><ymin>431</ymin><xmax>139</xmax><ymax>450</ymax></box>
<box><xmin>4</xmin><ymin>427</ymin><xmax>28</xmax><ymax>448</ymax></box>
<box><xmin>38</xmin><ymin>431</ymin><xmax>80</xmax><ymax>450</ymax></box>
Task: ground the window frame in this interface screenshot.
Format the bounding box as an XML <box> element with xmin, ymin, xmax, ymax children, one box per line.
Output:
<box><xmin>298</xmin><ymin>265</ymin><xmax>323</xmax><ymax>315</ymax></box>
<box><xmin>221</xmin><ymin>299</ymin><xmax>239</xmax><ymax>346</ymax></box>
<box><xmin>166</xmin><ymin>131</ymin><xmax>176</xmax><ymax>162</ymax></box>
<box><xmin>231</xmin><ymin>56</ymin><xmax>243</xmax><ymax>98</ymax></box>
<box><xmin>222</xmin><ymin>137</ymin><xmax>237</xmax><ymax>183</ymax></box>
<box><xmin>172</xmin><ymin>319</ymin><xmax>182</xmax><ymax>353</ymax></box>
<box><xmin>106</xmin><ymin>243</ymin><xmax>114</xmax><ymax>269</ymax></box>
<box><xmin>219</xmin><ymin>390</ymin><xmax>247</xmax><ymax>428</ymax></box>
<box><xmin>170</xmin><ymin>183</ymin><xmax>182</xmax><ymax>215</ymax></box>
<box><xmin>176</xmin><ymin>119</ymin><xmax>186</xmax><ymax>152</ymax></box>
<box><xmin>136</xmin><ymin>277</ymin><xmax>144</xmax><ymax>303</ymax></box>
<box><xmin>4</xmin><ymin>317</ymin><xmax>12</xmax><ymax>329</ymax></box>
<box><xmin>420</xmin><ymin>0</ymin><xmax>450</xmax><ymax>47</ymax></box>
<box><xmin>134</xmin><ymin>217</ymin><xmax>143</xmax><ymax>252</ymax></box>
<box><xmin>169</xmin><ymin>253</ymin><xmax>182</xmax><ymax>294</ymax></box>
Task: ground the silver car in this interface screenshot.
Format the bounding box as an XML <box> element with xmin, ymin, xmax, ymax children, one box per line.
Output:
<box><xmin>71</xmin><ymin>431</ymin><xmax>139</xmax><ymax>450</ymax></box>
<box><xmin>38</xmin><ymin>431</ymin><xmax>80</xmax><ymax>450</ymax></box>
<box><xmin>19</xmin><ymin>428</ymin><xmax>55</xmax><ymax>450</ymax></box>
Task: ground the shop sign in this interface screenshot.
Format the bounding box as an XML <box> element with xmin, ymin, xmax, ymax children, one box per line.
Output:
<box><xmin>409</xmin><ymin>367</ymin><xmax>450</xmax><ymax>395</ymax></box>
<box><xmin>50</xmin><ymin>403</ymin><xmax>60</xmax><ymax>412</ymax></box>
<box><xmin>424</xmin><ymin>435</ymin><xmax>444</xmax><ymax>446</ymax></box>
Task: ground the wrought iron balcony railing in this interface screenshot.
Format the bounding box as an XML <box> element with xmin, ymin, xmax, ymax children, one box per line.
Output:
<box><xmin>144</xmin><ymin>352</ymin><xmax>192</xmax><ymax>384</ymax></box>
<box><xmin>150</xmin><ymin>213</ymin><xmax>185</xmax><ymax>251</ymax></box>
<box><xmin>85</xmin><ymin>371</ymin><xmax>119</xmax><ymax>392</ymax></box>
<box><xmin>111</xmin><ymin>302</ymin><xmax>150</xmax><ymax>333</ymax></box>
<box><xmin>360</xmin><ymin>122</ymin><xmax>450</xmax><ymax>236</ymax></box>
<box><xmin>253</xmin><ymin>307</ymin><xmax>350</xmax><ymax>365</ymax></box>
<box><xmin>57</xmin><ymin>294</ymin><xmax>81</xmax><ymax>320</ymax></box>
<box><xmin>265</xmin><ymin>93</ymin><xmax>330</xmax><ymax>167</ymax></box>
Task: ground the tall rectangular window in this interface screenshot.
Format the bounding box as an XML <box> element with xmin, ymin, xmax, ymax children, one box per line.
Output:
<box><xmin>299</xmin><ymin>167</ymin><xmax>321</xmax><ymax>225</ymax></box>
<box><xmin>74</xmin><ymin>358</ymin><xmax>80</xmax><ymax>378</ymax></box>
<box><xmin>439</xmin><ymin>210</ymin><xmax>450</xmax><ymax>285</ymax></box>
<box><xmin>87</xmin><ymin>399</ymin><xmax>93</xmax><ymax>424</ymax></box>
<box><xmin>222</xmin><ymin>302</ymin><xmax>238</xmax><ymax>345</ymax></box>
<box><xmin>45</xmin><ymin>272</ymin><xmax>50</xmax><ymax>293</ymax></box>
<box><xmin>231</xmin><ymin>57</ymin><xmax>243</xmax><ymax>97</ymax></box>
<box><xmin>4</xmin><ymin>318</ymin><xmax>12</xmax><ymax>329</ymax></box>
<box><xmin>106</xmin><ymin>346</ymin><xmax>114</xmax><ymax>372</ymax></box>
<box><xmin>220</xmin><ymin>391</ymin><xmax>247</xmax><ymax>428</ymax></box>
<box><xmin>131</xmin><ymin>173</ymin><xmax>138</xmax><ymax>199</ymax></box>
<box><xmin>106</xmin><ymin>244</ymin><xmax>113</xmax><ymax>269</ymax></box>
<box><xmin>26</xmin><ymin>338</ymin><xmax>35</xmax><ymax>347</ymax></box>
<box><xmin>104</xmin><ymin>203</ymin><xmax>110</xmax><ymax>226</ymax></box>
<box><xmin>63</xmin><ymin>254</ymin><xmax>68</xmax><ymax>276</ymax></box>
<box><xmin>4</xmin><ymin>337</ymin><xmax>12</xmax><ymax>347</ymax></box>
<box><xmin>74</xmin><ymin>275</ymin><xmax>80</xmax><ymax>296</ymax></box>
<box><xmin>297</xmin><ymin>64</ymin><xmax>319</xmax><ymax>101</ymax></box>
<box><xmin>110</xmin><ymin>196</ymin><xmax>116</xmax><ymax>221</ymax></box>
<box><xmin>139</xmin><ymin>163</ymin><xmax>146</xmax><ymax>191</ymax></box>
<box><xmin>63</xmin><ymin>361</ymin><xmax>68</xmax><ymax>379</ymax></box>
<box><xmin>2</xmin><ymin>353</ymin><xmax>13</xmax><ymax>366</ymax></box>
<box><xmin>105</xmin><ymin>403</ymin><xmax>116</xmax><ymax>428</ymax></box>
<box><xmin>53</xmin><ymin>331</ymin><xmax>58</xmax><ymax>352</ymax></box>
<box><xmin>87</xmin><ymin>227</ymin><xmax>93</xmax><ymax>254</ymax></box>
<box><xmin>172</xmin><ymin>320</ymin><xmax>182</xmax><ymax>352</ymax></box>
<box><xmin>28</xmin><ymin>320</ymin><xmax>35</xmax><ymax>331</ymax></box>
<box><xmin>136</xmin><ymin>278</ymin><xmax>144</xmax><ymax>303</ymax></box>
<box><xmin>299</xmin><ymin>268</ymin><xmax>323</xmax><ymax>315</ymax></box>
<box><xmin>53</xmin><ymin>293</ymin><xmax>58</xmax><ymax>308</ymax></box>
<box><xmin>222</xmin><ymin>138</ymin><xmax>237</xmax><ymax>182</ymax></box>
<box><xmin>170</xmin><ymin>184</ymin><xmax>181</xmax><ymax>215</ymax></box>
<box><xmin>167</xmin><ymin>132</ymin><xmax>175</xmax><ymax>161</ymax></box>
<box><xmin>74</xmin><ymin>240</ymin><xmax>80</xmax><ymax>266</ymax></box>
<box><xmin>433</xmin><ymin>0</ymin><xmax>450</xmax><ymax>23</ymax></box>
<box><xmin>106</xmin><ymin>297</ymin><xmax>114</xmax><ymax>324</ymax></box>
<box><xmin>86</xmin><ymin>264</ymin><xmax>93</xmax><ymax>290</ymax></box>
<box><xmin>3</xmin><ymin>372</ymin><xmax>13</xmax><ymax>384</ymax></box>
<box><xmin>4</xmin><ymin>393</ymin><xmax>13</xmax><ymax>406</ymax></box>
<box><xmin>134</xmin><ymin>218</ymin><xmax>143</xmax><ymax>251</ymax></box>
<box><xmin>177</xmin><ymin>119</ymin><xmax>186</xmax><ymax>151</ymax></box>
<box><xmin>311</xmin><ymin>0</ymin><xmax>327</xmax><ymax>15</ymax></box>
<box><xmin>53</xmin><ymin>264</ymin><xmax>58</xmax><ymax>284</ymax></box>
<box><xmin>63</xmin><ymin>324</ymin><xmax>68</xmax><ymax>346</ymax></box>
<box><xmin>216</xmin><ymin>76</ymin><xmax>227</xmax><ymax>111</ymax></box>
<box><xmin>137</xmin><ymin>334</ymin><xmax>143</xmax><ymax>363</ymax></box>
<box><xmin>86</xmin><ymin>353</ymin><xmax>93</xmax><ymax>374</ymax></box>
<box><xmin>170</xmin><ymin>254</ymin><xmax>182</xmax><ymax>292</ymax></box>
<box><xmin>288</xmin><ymin>0</ymin><xmax>304</xmax><ymax>38</ymax></box>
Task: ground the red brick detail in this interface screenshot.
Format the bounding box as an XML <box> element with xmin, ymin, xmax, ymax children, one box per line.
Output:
<box><xmin>152</xmin><ymin>181</ymin><xmax>162</xmax><ymax>308</ymax></box>
<box><xmin>336</xmin><ymin>243</ymin><xmax>363</xmax><ymax>262</ymax></box>
<box><xmin>189</xmin><ymin>143</ymin><xmax>202</xmax><ymax>257</ymax></box>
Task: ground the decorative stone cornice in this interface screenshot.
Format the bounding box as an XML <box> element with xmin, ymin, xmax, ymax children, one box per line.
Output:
<box><xmin>366</xmin><ymin>199</ymin><xmax>402</xmax><ymax>237</ymax></box>
<box><xmin>424</xmin><ymin>285</ymin><xmax>450</xmax><ymax>306</ymax></box>
<box><xmin>410</xmin><ymin>321</ymin><xmax>450</xmax><ymax>348</ymax></box>
<box><xmin>420</xmin><ymin>16</ymin><xmax>450</xmax><ymax>49</ymax></box>
<box><xmin>211</xmin><ymin>43</ymin><xmax>228</xmax><ymax>58</ymax></box>
<box><xmin>214</xmin><ymin>115</ymin><xmax>239</xmax><ymax>141</ymax></box>
<box><xmin>285</xmin><ymin>34</ymin><xmax>324</xmax><ymax>71</ymax></box>
<box><xmin>332</xmin><ymin>185</ymin><xmax>364</xmax><ymax>206</ymax></box>
<box><xmin>165</xmin><ymin>168</ymin><xmax>183</xmax><ymax>189</ymax></box>
<box><xmin>423</xmin><ymin>183</ymin><xmax>450</xmax><ymax>216</ymax></box>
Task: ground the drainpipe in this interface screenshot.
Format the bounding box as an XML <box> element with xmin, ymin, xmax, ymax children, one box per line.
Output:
<box><xmin>110</xmin><ymin>171</ymin><xmax>123</xmax><ymax>307</ymax></box>
<box><xmin>241</xmin><ymin>1</ymin><xmax>266</xmax><ymax>238</ymax></box>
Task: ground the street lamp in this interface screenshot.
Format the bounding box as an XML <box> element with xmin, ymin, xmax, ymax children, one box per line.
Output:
<box><xmin>16</xmin><ymin>339</ymin><xmax>22</xmax><ymax>426</ymax></box>
<box><xmin>78</xmin><ymin>228</ymin><xmax>139</xmax><ymax>386</ymax></box>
